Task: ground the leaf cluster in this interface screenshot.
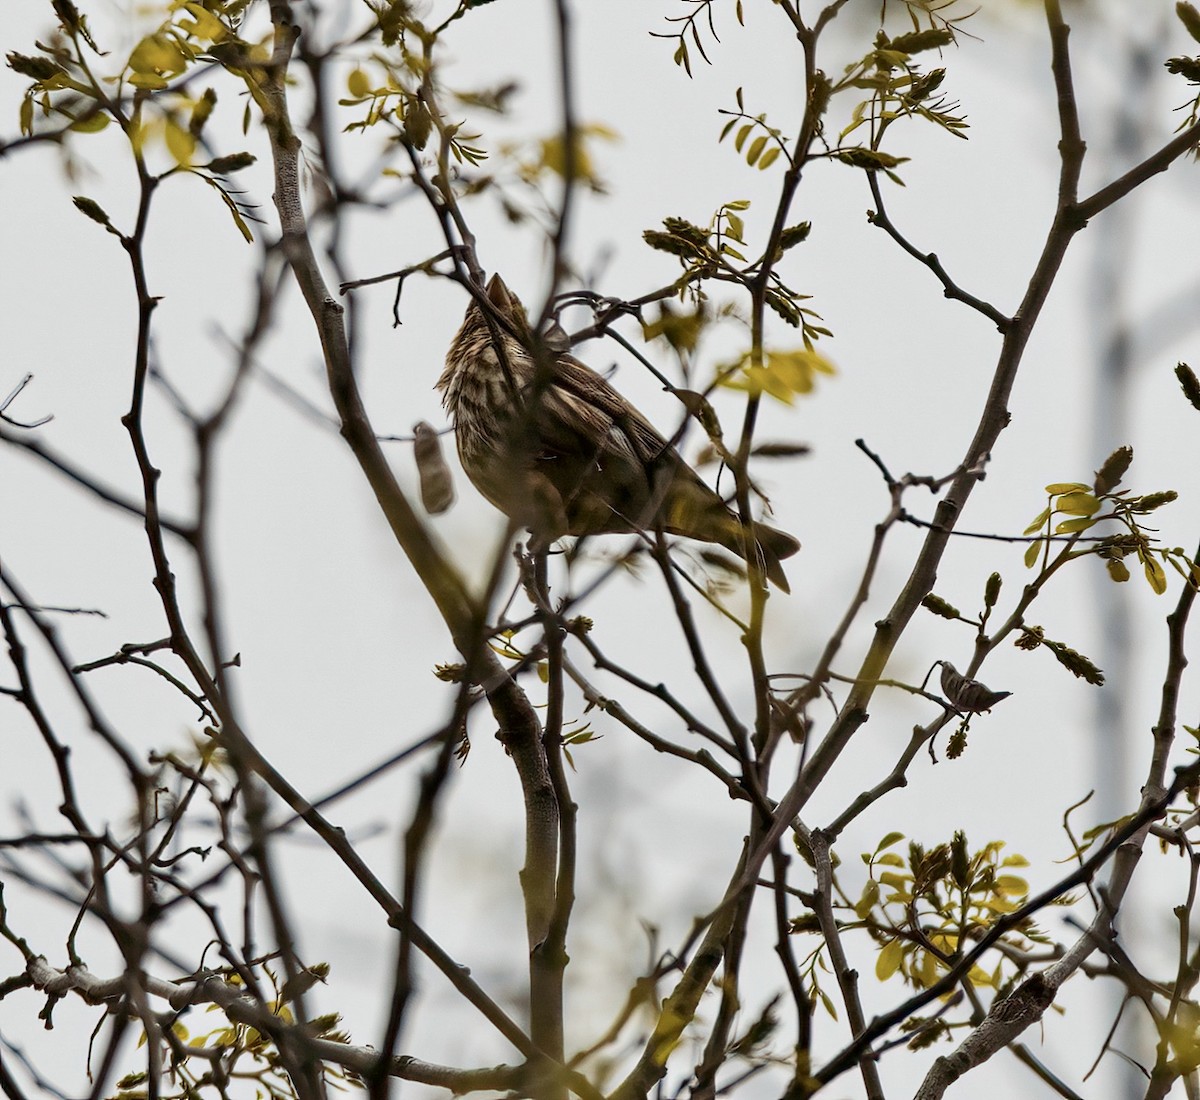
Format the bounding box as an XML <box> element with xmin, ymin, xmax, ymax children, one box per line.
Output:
<box><xmin>717</xmin><ymin>347</ymin><xmax>835</xmax><ymax>406</ymax></box>
<box><xmin>791</xmin><ymin>831</ymin><xmax>1037</xmax><ymax>1022</ymax></box>
<box><xmin>1167</xmin><ymin>2</ymin><xmax>1200</xmax><ymax>128</ymax></box>
<box><xmin>642</xmin><ymin>201</ymin><xmax>829</xmax><ymax>349</ymax></box>
<box><xmin>653</xmin><ymin>0</ymin><xmax>744</xmax><ymax>79</ymax></box>
<box><xmin>832</xmin><ymin>24</ymin><xmax>968</xmax><ymax>185</ymax></box>
<box><xmin>341</xmin><ymin>54</ymin><xmax>489</xmax><ymax>169</ymax></box>
<box><xmin>718</xmin><ymin>87</ymin><xmax>789</xmax><ymax>172</ymax></box>
<box><xmin>111</xmin><ymin>964</ymin><xmax>353</xmax><ymax>1100</ymax></box>
<box><xmin>8</xmin><ymin>1</ymin><xmax>260</xmax><ymax>238</ymax></box>
<box><xmin>1022</xmin><ymin>446</ymin><xmax>1199</xmax><ymax>596</ymax></box>
<box><xmin>859</xmin><ymin>832</ymin><xmax>1034</xmax><ymax>994</ymax></box>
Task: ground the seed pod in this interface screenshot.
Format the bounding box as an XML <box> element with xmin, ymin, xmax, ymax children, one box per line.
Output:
<box><xmin>413</xmin><ymin>420</ymin><xmax>455</xmax><ymax>515</ymax></box>
<box><xmin>939</xmin><ymin>661</ymin><xmax>1011</xmax><ymax>714</ymax></box>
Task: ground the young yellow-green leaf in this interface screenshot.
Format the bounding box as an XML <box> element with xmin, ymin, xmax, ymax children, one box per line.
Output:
<box><xmin>128</xmin><ymin>32</ymin><xmax>190</xmax><ymax>82</ymax></box>
<box><xmin>1055</xmin><ymin>491</ymin><xmax>1100</xmax><ymax>516</ymax></box>
<box><xmin>720</xmin><ymin>347</ymin><xmax>835</xmax><ymax>405</ymax></box>
<box><xmin>758</xmin><ymin>145</ymin><xmax>781</xmax><ymax>170</ymax></box>
<box><xmin>1023</xmin><ymin>506</ymin><xmax>1050</xmax><ymax>535</ymax></box>
<box><xmin>876</xmin><ymin>937</ymin><xmax>904</xmax><ymax>981</ymax></box>
<box><xmin>746</xmin><ymin>133</ymin><xmax>767</xmax><ymax>165</ymax></box>
<box><xmin>129</xmin><ymin>116</ymin><xmax>149</xmax><ymax>157</ymax></box>
<box><xmin>1024</xmin><ymin>540</ymin><xmax>1041</xmax><ymax>569</ymax></box>
<box><xmin>19</xmin><ymin>95</ymin><xmax>34</xmax><ymax>136</ymax></box>
<box><xmin>674</xmin><ymin>40</ymin><xmax>692</xmax><ymax>77</ymax></box>
<box><xmin>128</xmin><ymin>71</ymin><xmax>169</xmax><ymax>90</ymax></box>
<box><xmin>179</xmin><ymin>1</ymin><xmax>228</xmax><ymax>43</ymax></box>
<box><xmin>994</xmin><ymin>874</ymin><xmax>1029</xmax><ymax>898</ymax></box>
<box><xmin>725</xmin><ymin>211</ymin><xmax>744</xmax><ymax>242</ymax></box>
<box><xmin>915</xmin><ymin>948</ymin><xmax>938</xmax><ymax>989</ymax></box>
<box><xmin>874</xmin><ymin>48</ymin><xmax>910</xmax><ymax>71</ymax></box>
<box><xmin>966</xmin><ymin>962</ymin><xmax>998</xmax><ymax>986</ymax></box>
<box><xmin>538</xmin><ymin>133</ymin><xmax>589</xmax><ymax>178</ymax></box>
<box><xmin>164</xmin><ymin>117</ymin><xmax>196</xmax><ymax>165</ymax></box>
<box><xmin>854</xmin><ymin>877</ymin><xmax>880</xmax><ymax>919</ymax></box>
<box><xmin>929</xmin><ymin>932</ymin><xmax>959</xmax><ymax>958</ymax></box>
<box><xmin>1144</xmin><ymin>557</ymin><xmax>1168</xmax><ymax>594</ymax></box>
<box><xmin>1054</xmin><ymin>516</ymin><xmax>1096</xmax><ymax>534</ymax></box>
<box><xmin>347</xmin><ymin>67</ymin><xmax>371</xmax><ymax>98</ymax></box>
<box><xmin>205</xmin><ymin>177</ymin><xmax>255</xmax><ymax>242</ymax></box>
<box><xmin>643</xmin><ymin>305</ymin><xmax>707</xmax><ymax>355</ymax></box>
<box><xmin>876</xmin><ymin>831</ymin><xmax>905</xmax><ymax>851</ymax></box>
<box><xmin>734</xmin><ymin>123</ymin><xmax>752</xmax><ymax>152</ymax></box>
<box><xmin>1045</xmin><ymin>482</ymin><xmax>1090</xmax><ymax>494</ymax></box>
<box><xmin>69</xmin><ymin>111</ymin><xmax>109</xmax><ymax>133</ymax></box>
<box><xmin>1106</xmin><ymin>558</ymin><xmax>1130</xmax><ymax>583</ymax></box>
<box><xmin>1164</xmin><ymin>1010</ymin><xmax>1200</xmax><ymax>1069</ymax></box>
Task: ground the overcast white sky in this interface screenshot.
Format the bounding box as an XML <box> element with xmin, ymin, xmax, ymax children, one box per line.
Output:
<box><xmin>3</xmin><ymin>2</ymin><xmax>1200</xmax><ymax>1097</ymax></box>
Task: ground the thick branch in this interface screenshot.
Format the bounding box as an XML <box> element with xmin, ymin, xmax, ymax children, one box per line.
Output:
<box><xmin>22</xmin><ymin>956</ymin><xmax>526</xmax><ymax>1094</ymax></box>
<box><xmin>259</xmin><ymin>2</ymin><xmax>475</xmax><ymax>642</ymax></box>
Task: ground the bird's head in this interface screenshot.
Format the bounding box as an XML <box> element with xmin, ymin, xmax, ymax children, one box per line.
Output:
<box><xmin>438</xmin><ymin>274</ymin><xmax>531</xmax><ymax>398</ymax></box>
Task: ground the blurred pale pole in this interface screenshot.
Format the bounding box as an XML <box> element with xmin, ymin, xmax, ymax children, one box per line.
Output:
<box><xmin>1085</xmin><ymin>13</ymin><xmax>1165</xmax><ymax>811</ymax></box>
<box><xmin>1084</xmin><ymin>9</ymin><xmax>1170</xmax><ymax>1098</ymax></box>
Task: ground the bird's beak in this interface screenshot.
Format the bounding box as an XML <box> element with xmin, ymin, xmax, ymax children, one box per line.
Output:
<box><xmin>485</xmin><ymin>273</ymin><xmax>510</xmax><ymax>309</ymax></box>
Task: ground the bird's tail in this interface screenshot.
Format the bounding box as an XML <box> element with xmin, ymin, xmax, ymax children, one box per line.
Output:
<box><xmin>750</xmin><ymin>521</ymin><xmax>800</xmax><ymax>594</ymax></box>
<box><xmin>663</xmin><ymin>481</ymin><xmax>800</xmax><ymax>592</ymax></box>
<box><xmin>719</xmin><ymin>520</ymin><xmax>799</xmax><ymax>594</ymax></box>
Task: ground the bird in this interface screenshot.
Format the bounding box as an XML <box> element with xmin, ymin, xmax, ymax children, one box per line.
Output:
<box><xmin>937</xmin><ymin>661</ymin><xmax>1011</xmax><ymax>714</ymax></box>
<box><xmin>436</xmin><ymin>274</ymin><xmax>800</xmax><ymax>591</ymax></box>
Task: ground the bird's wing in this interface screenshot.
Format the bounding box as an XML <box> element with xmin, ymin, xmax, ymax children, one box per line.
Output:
<box><xmin>534</xmin><ymin>353</ymin><xmax>674</xmax><ymax>468</ymax></box>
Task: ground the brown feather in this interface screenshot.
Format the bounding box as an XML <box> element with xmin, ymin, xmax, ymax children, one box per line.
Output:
<box><xmin>437</xmin><ymin>275</ymin><xmax>800</xmax><ymax>591</ymax></box>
